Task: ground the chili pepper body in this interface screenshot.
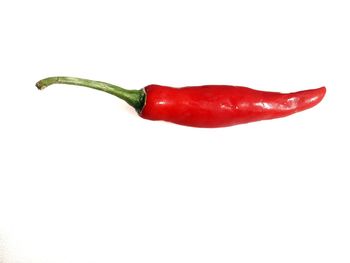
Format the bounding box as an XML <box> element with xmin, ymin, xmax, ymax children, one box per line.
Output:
<box><xmin>140</xmin><ymin>85</ymin><xmax>326</xmax><ymax>128</ymax></box>
<box><xmin>36</xmin><ymin>77</ymin><xmax>326</xmax><ymax>128</ymax></box>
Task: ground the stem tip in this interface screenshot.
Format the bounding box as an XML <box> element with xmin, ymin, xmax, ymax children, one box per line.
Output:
<box><xmin>36</xmin><ymin>80</ymin><xmax>46</xmax><ymax>90</ymax></box>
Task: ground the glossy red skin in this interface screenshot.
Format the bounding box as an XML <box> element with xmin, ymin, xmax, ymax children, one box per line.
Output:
<box><xmin>139</xmin><ymin>85</ymin><xmax>326</xmax><ymax>128</ymax></box>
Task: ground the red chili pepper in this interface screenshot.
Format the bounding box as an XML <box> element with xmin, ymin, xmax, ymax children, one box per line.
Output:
<box><xmin>36</xmin><ymin>77</ymin><xmax>326</xmax><ymax>128</ymax></box>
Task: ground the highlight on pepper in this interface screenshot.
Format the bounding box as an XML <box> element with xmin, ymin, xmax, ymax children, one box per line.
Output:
<box><xmin>36</xmin><ymin>76</ymin><xmax>326</xmax><ymax>128</ymax></box>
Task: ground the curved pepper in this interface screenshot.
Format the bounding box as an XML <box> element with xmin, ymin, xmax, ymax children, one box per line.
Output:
<box><xmin>36</xmin><ymin>77</ymin><xmax>326</xmax><ymax>128</ymax></box>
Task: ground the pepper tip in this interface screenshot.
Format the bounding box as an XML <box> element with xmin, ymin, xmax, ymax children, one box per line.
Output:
<box><xmin>319</xmin><ymin>86</ymin><xmax>327</xmax><ymax>98</ymax></box>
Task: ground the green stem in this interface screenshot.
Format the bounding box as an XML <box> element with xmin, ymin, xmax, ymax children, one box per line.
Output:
<box><xmin>36</xmin><ymin>76</ymin><xmax>145</xmax><ymax>113</ymax></box>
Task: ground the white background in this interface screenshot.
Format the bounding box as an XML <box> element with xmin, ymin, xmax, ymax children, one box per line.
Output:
<box><xmin>0</xmin><ymin>0</ymin><xmax>349</xmax><ymax>262</ymax></box>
